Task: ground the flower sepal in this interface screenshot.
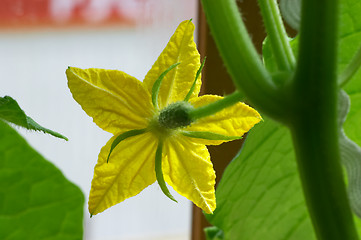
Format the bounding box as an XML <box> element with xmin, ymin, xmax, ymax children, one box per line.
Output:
<box><xmin>155</xmin><ymin>139</ymin><xmax>178</xmax><ymax>202</ymax></box>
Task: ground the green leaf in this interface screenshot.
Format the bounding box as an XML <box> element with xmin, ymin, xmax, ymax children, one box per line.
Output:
<box><xmin>206</xmin><ymin>117</ymin><xmax>316</xmax><ymax>240</ymax></box>
<box><xmin>262</xmin><ymin>37</ymin><xmax>279</xmax><ymax>73</ymax></box>
<box><xmin>338</xmin><ymin>91</ymin><xmax>361</xmax><ymax>220</ymax></box>
<box><xmin>204</xmin><ymin>226</ymin><xmax>224</xmax><ymax>240</ymax></box>
<box><xmin>0</xmin><ymin>96</ymin><xmax>68</xmax><ymax>140</ymax></box>
<box><xmin>262</xmin><ymin>37</ymin><xmax>297</xmax><ymax>87</ymax></box>
<box><xmin>0</xmin><ymin>120</ymin><xmax>84</xmax><ymax>240</ymax></box>
<box><xmin>334</xmin><ymin>0</ymin><xmax>361</xmax><ymax>230</ymax></box>
<box><xmin>339</xmin><ymin>0</ymin><xmax>361</xmax><ymax>149</ymax></box>
<box><xmin>279</xmin><ymin>0</ymin><xmax>301</xmax><ymax>30</ymax></box>
<box><xmin>334</xmin><ymin>90</ymin><xmax>361</xmax><ymax>236</ymax></box>
<box><xmin>332</xmin><ymin>2</ymin><xmax>361</xmax><ymax>224</ymax></box>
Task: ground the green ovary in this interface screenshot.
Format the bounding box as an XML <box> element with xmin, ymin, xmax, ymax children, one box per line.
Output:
<box><xmin>148</xmin><ymin>101</ymin><xmax>194</xmax><ymax>139</ymax></box>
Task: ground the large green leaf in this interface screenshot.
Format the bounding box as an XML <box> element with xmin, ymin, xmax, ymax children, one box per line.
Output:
<box><xmin>0</xmin><ymin>120</ymin><xmax>84</xmax><ymax>240</ymax></box>
<box><xmin>0</xmin><ymin>96</ymin><xmax>68</xmax><ymax>141</ymax></box>
<box><xmin>206</xmin><ymin>118</ymin><xmax>316</xmax><ymax>240</ymax></box>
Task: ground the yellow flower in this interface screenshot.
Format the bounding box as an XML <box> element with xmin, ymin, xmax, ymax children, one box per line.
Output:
<box><xmin>66</xmin><ymin>20</ymin><xmax>261</xmax><ymax>216</ymax></box>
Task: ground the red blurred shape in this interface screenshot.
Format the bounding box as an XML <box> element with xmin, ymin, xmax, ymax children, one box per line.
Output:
<box><xmin>0</xmin><ymin>0</ymin><xmax>141</xmax><ymax>29</ymax></box>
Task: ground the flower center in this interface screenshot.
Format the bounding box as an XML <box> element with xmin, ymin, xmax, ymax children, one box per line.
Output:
<box><xmin>148</xmin><ymin>101</ymin><xmax>194</xmax><ymax>139</ymax></box>
<box><xmin>158</xmin><ymin>101</ymin><xmax>194</xmax><ymax>129</ymax></box>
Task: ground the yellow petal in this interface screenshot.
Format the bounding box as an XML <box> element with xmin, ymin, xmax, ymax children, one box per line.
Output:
<box><xmin>186</xmin><ymin>95</ymin><xmax>262</xmax><ymax>145</ymax></box>
<box><xmin>162</xmin><ymin>135</ymin><xmax>216</xmax><ymax>214</ymax></box>
<box><xmin>67</xmin><ymin>67</ymin><xmax>153</xmax><ymax>134</ymax></box>
<box><xmin>143</xmin><ymin>20</ymin><xmax>201</xmax><ymax>109</ymax></box>
<box><xmin>88</xmin><ymin>132</ymin><xmax>157</xmax><ymax>215</ymax></box>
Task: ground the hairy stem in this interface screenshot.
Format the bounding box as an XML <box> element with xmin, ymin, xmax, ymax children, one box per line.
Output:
<box><xmin>201</xmin><ymin>0</ymin><xmax>287</xmax><ymax>122</ymax></box>
<box><xmin>258</xmin><ymin>0</ymin><xmax>295</xmax><ymax>71</ymax></box>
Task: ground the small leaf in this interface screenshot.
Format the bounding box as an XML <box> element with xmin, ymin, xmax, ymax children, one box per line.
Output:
<box><xmin>0</xmin><ymin>120</ymin><xmax>84</xmax><ymax>239</ymax></box>
<box><xmin>0</xmin><ymin>96</ymin><xmax>68</xmax><ymax>140</ymax></box>
<box><xmin>262</xmin><ymin>37</ymin><xmax>280</xmax><ymax>73</ymax></box>
<box><xmin>204</xmin><ymin>226</ymin><xmax>224</xmax><ymax>240</ymax></box>
<box><xmin>262</xmin><ymin>36</ymin><xmax>297</xmax><ymax>87</ymax></box>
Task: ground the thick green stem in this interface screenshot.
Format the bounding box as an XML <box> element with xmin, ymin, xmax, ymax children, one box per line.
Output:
<box><xmin>201</xmin><ymin>0</ymin><xmax>287</xmax><ymax>122</ymax></box>
<box><xmin>189</xmin><ymin>91</ymin><xmax>242</xmax><ymax>121</ymax></box>
<box><xmin>291</xmin><ymin>0</ymin><xmax>358</xmax><ymax>239</ymax></box>
<box><xmin>258</xmin><ymin>0</ymin><xmax>295</xmax><ymax>71</ymax></box>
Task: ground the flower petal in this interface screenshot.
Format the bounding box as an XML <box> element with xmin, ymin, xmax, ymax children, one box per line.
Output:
<box><xmin>186</xmin><ymin>95</ymin><xmax>262</xmax><ymax>145</ymax></box>
<box><xmin>88</xmin><ymin>132</ymin><xmax>157</xmax><ymax>215</ymax></box>
<box><xmin>67</xmin><ymin>67</ymin><xmax>153</xmax><ymax>134</ymax></box>
<box><xmin>162</xmin><ymin>135</ymin><xmax>216</xmax><ymax>214</ymax></box>
<box><xmin>143</xmin><ymin>20</ymin><xmax>201</xmax><ymax>109</ymax></box>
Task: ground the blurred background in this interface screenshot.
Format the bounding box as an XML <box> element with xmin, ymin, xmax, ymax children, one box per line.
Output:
<box><xmin>0</xmin><ymin>0</ymin><xmax>198</xmax><ymax>239</ymax></box>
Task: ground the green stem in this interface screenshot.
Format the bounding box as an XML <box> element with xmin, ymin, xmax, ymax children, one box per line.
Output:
<box><xmin>257</xmin><ymin>0</ymin><xmax>295</xmax><ymax>71</ymax></box>
<box><xmin>339</xmin><ymin>43</ymin><xmax>361</xmax><ymax>87</ymax></box>
<box><xmin>189</xmin><ymin>91</ymin><xmax>242</xmax><ymax>121</ymax></box>
<box><xmin>291</xmin><ymin>0</ymin><xmax>358</xmax><ymax>239</ymax></box>
<box><xmin>201</xmin><ymin>0</ymin><xmax>287</xmax><ymax>122</ymax></box>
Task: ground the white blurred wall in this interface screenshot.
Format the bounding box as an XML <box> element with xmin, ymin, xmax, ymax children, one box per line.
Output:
<box><xmin>0</xmin><ymin>1</ymin><xmax>198</xmax><ymax>239</ymax></box>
